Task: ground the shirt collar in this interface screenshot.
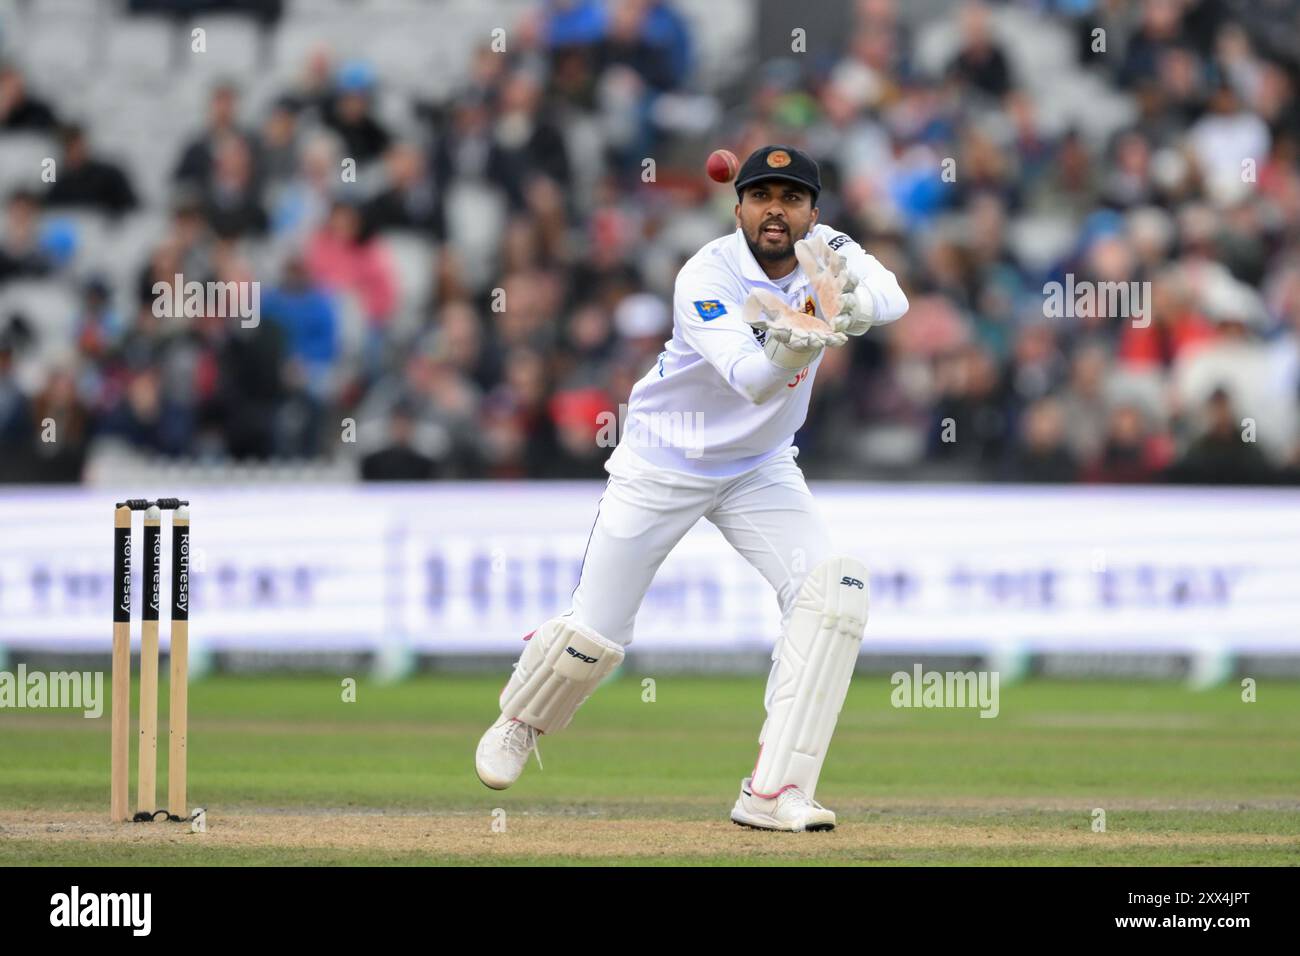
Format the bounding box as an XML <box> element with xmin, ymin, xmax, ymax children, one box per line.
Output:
<box><xmin>732</xmin><ymin>227</ymin><xmax>799</xmax><ymax>288</ymax></box>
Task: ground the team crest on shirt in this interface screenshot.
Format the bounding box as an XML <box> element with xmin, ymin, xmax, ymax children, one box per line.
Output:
<box><xmin>803</xmin><ymin>296</ymin><xmax>816</xmax><ymax>315</ymax></box>
<box><xmin>694</xmin><ymin>299</ymin><xmax>727</xmax><ymax>320</ymax></box>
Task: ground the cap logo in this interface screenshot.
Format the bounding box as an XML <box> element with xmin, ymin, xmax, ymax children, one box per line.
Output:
<box><xmin>767</xmin><ymin>150</ymin><xmax>792</xmax><ymax>168</ymax></box>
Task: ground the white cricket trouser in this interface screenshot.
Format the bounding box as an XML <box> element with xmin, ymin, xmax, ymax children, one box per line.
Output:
<box><xmin>567</xmin><ymin>441</ymin><xmax>832</xmax><ymax>647</ymax></box>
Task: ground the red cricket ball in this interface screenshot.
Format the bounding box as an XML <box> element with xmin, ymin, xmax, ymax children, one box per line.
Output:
<box><xmin>706</xmin><ymin>149</ymin><xmax>740</xmax><ymax>184</ymax></box>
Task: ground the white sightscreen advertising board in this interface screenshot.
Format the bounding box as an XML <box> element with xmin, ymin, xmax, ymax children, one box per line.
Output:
<box><xmin>0</xmin><ymin>484</ymin><xmax>1296</xmax><ymax>656</ymax></box>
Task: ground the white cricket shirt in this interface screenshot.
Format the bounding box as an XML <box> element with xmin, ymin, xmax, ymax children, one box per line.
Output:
<box><xmin>620</xmin><ymin>223</ymin><xmax>908</xmax><ymax>476</ymax></box>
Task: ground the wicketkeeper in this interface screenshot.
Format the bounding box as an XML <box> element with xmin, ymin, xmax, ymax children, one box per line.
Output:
<box><xmin>476</xmin><ymin>145</ymin><xmax>909</xmax><ymax>831</ymax></box>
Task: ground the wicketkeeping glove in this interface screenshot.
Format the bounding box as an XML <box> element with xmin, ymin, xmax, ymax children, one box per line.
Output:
<box><xmin>742</xmin><ymin>288</ymin><xmax>848</xmax><ymax>370</ymax></box>
<box><xmin>795</xmin><ymin>235</ymin><xmax>879</xmax><ymax>336</ymax></box>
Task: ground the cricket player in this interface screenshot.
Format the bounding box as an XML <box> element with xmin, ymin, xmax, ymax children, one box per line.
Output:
<box><xmin>475</xmin><ymin>145</ymin><xmax>909</xmax><ymax>831</ymax></box>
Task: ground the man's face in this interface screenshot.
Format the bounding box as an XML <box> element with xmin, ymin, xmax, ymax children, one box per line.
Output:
<box><xmin>736</xmin><ymin>180</ymin><xmax>818</xmax><ymax>263</ymax></box>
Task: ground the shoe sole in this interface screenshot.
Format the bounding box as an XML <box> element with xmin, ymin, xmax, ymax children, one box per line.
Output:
<box><xmin>731</xmin><ymin>816</ymin><xmax>835</xmax><ymax>833</ymax></box>
<box><xmin>474</xmin><ymin>763</ymin><xmax>512</xmax><ymax>791</ymax></box>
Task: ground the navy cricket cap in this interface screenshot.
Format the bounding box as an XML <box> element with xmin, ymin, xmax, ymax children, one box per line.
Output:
<box><xmin>734</xmin><ymin>145</ymin><xmax>821</xmax><ymax>206</ymax></box>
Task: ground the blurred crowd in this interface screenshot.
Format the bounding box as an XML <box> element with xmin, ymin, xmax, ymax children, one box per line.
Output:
<box><xmin>1</xmin><ymin>0</ymin><xmax>1299</xmax><ymax>484</ymax></box>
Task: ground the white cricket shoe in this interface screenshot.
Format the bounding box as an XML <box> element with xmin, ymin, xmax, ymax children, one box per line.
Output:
<box><xmin>475</xmin><ymin>715</ymin><xmax>543</xmax><ymax>790</ymax></box>
<box><xmin>730</xmin><ymin>776</ymin><xmax>836</xmax><ymax>832</ymax></box>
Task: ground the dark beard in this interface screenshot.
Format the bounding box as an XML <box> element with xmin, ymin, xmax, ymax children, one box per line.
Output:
<box><xmin>745</xmin><ymin>231</ymin><xmax>795</xmax><ymax>263</ymax></box>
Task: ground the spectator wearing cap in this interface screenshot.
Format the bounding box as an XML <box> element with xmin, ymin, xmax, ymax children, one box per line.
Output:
<box><xmin>543</xmin><ymin>0</ymin><xmax>607</xmax><ymax>48</ymax></box>
<box><xmin>43</xmin><ymin>126</ymin><xmax>138</xmax><ymax>218</ymax></box>
<box><xmin>323</xmin><ymin>62</ymin><xmax>391</xmax><ymax>166</ymax></box>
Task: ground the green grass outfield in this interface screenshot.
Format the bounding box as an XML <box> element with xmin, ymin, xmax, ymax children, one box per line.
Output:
<box><xmin>1</xmin><ymin>675</ymin><xmax>1297</xmax><ymax>865</ymax></box>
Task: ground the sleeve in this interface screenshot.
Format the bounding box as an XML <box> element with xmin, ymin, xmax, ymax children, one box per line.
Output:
<box><xmin>673</xmin><ymin>273</ymin><xmax>795</xmax><ymax>405</ymax></box>
<box><xmin>816</xmin><ymin>224</ymin><xmax>909</xmax><ymax>325</ymax></box>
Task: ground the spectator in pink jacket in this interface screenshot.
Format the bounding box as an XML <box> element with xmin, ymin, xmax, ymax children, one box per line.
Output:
<box><xmin>306</xmin><ymin>200</ymin><xmax>396</xmax><ymax>322</ymax></box>
<box><xmin>305</xmin><ymin>200</ymin><xmax>397</xmax><ymax>376</ymax></box>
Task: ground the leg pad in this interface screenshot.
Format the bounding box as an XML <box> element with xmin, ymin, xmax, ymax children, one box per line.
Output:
<box><xmin>752</xmin><ymin>556</ymin><xmax>869</xmax><ymax>799</ymax></box>
<box><xmin>500</xmin><ymin>617</ymin><xmax>624</xmax><ymax>733</ymax></box>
